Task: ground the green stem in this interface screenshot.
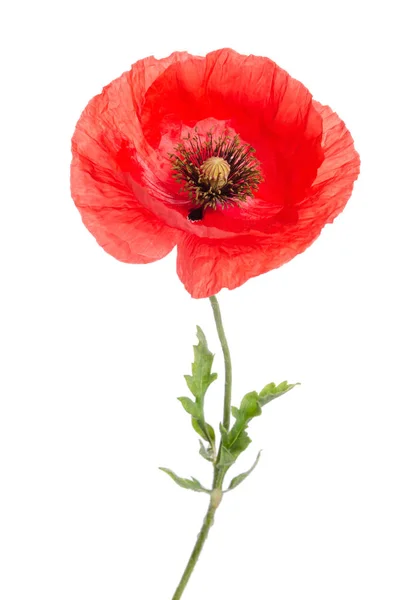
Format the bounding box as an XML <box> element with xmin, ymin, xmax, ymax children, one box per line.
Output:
<box><xmin>171</xmin><ymin>495</ymin><xmax>220</xmax><ymax>600</ymax></box>
<box><xmin>170</xmin><ymin>295</ymin><xmax>232</xmax><ymax>599</ymax></box>
<box><xmin>209</xmin><ymin>295</ymin><xmax>233</xmax><ymax>431</ymax></box>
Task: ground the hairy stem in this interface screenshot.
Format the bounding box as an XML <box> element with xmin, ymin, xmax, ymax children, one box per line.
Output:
<box><xmin>171</xmin><ymin>494</ymin><xmax>220</xmax><ymax>600</ymax></box>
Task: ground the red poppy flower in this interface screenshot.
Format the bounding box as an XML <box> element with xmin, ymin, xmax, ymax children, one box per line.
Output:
<box><xmin>71</xmin><ymin>49</ymin><xmax>360</xmax><ymax>298</ymax></box>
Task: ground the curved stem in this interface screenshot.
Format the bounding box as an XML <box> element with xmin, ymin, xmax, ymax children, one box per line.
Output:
<box><xmin>171</xmin><ymin>499</ymin><xmax>219</xmax><ymax>600</ymax></box>
<box><xmin>209</xmin><ymin>295</ymin><xmax>233</xmax><ymax>431</ymax></box>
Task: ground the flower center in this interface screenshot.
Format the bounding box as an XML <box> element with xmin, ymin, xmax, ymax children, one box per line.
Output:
<box><xmin>200</xmin><ymin>157</ymin><xmax>231</xmax><ymax>191</ymax></box>
<box><xmin>169</xmin><ymin>130</ymin><xmax>262</xmax><ymax>221</ymax></box>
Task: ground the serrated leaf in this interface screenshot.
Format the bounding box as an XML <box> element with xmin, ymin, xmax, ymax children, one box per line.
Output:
<box><xmin>227</xmin><ymin>451</ymin><xmax>262</xmax><ymax>491</ymax></box>
<box><xmin>218</xmin><ymin>383</ymin><xmax>298</xmax><ymax>471</ymax></box>
<box><xmin>259</xmin><ymin>381</ymin><xmax>300</xmax><ymax>407</ymax></box>
<box><xmin>199</xmin><ymin>440</ymin><xmax>214</xmax><ymax>462</ymax></box>
<box><xmin>159</xmin><ymin>468</ymin><xmax>210</xmax><ymax>493</ymax></box>
<box><xmin>192</xmin><ymin>418</ymin><xmax>215</xmax><ymax>444</ymax></box>
<box><xmin>184</xmin><ymin>327</ymin><xmax>218</xmax><ymax>403</ymax></box>
<box><xmin>227</xmin><ymin>392</ymin><xmax>261</xmax><ymax>450</ymax></box>
<box><xmin>177</xmin><ymin>396</ymin><xmax>200</xmax><ymax>418</ymax></box>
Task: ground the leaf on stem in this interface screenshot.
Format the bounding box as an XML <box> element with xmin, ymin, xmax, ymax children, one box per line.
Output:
<box><xmin>218</xmin><ymin>444</ymin><xmax>236</xmax><ymax>467</ymax></box>
<box><xmin>226</xmin><ymin>451</ymin><xmax>262</xmax><ymax>491</ymax></box>
<box><xmin>219</xmin><ymin>382</ymin><xmax>298</xmax><ymax>470</ymax></box>
<box><xmin>178</xmin><ymin>396</ymin><xmax>200</xmax><ymax>418</ymax></box>
<box><xmin>178</xmin><ymin>327</ymin><xmax>218</xmax><ymax>446</ymax></box>
<box><xmin>220</xmin><ymin>391</ymin><xmax>261</xmax><ymax>461</ymax></box>
<box><xmin>184</xmin><ymin>326</ymin><xmax>218</xmax><ymax>403</ymax></box>
<box><xmin>199</xmin><ymin>440</ymin><xmax>214</xmax><ymax>462</ymax></box>
<box><xmin>159</xmin><ymin>468</ymin><xmax>210</xmax><ymax>493</ymax></box>
<box><xmin>192</xmin><ymin>418</ymin><xmax>216</xmax><ymax>444</ymax></box>
<box><xmin>259</xmin><ymin>381</ymin><xmax>300</xmax><ymax>407</ymax></box>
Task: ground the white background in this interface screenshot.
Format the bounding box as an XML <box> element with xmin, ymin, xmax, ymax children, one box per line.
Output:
<box><xmin>1</xmin><ymin>1</ymin><xmax>396</xmax><ymax>599</ymax></box>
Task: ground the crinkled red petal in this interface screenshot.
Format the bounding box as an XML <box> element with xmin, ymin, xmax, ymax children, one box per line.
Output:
<box><xmin>70</xmin><ymin>54</ymin><xmax>190</xmax><ymax>262</ymax></box>
<box><xmin>71</xmin><ymin>151</ymin><xmax>179</xmax><ymax>263</ymax></box>
<box><xmin>299</xmin><ymin>102</ymin><xmax>361</xmax><ymax>223</ymax></box>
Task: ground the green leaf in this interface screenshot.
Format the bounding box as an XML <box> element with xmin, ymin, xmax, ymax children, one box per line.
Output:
<box><xmin>184</xmin><ymin>375</ymin><xmax>196</xmax><ymax>397</ymax></box>
<box><xmin>220</xmin><ymin>421</ymin><xmax>252</xmax><ymax>460</ymax></box>
<box><xmin>199</xmin><ymin>440</ymin><xmax>214</xmax><ymax>462</ymax></box>
<box><xmin>227</xmin><ymin>451</ymin><xmax>262</xmax><ymax>491</ymax></box>
<box><xmin>240</xmin><ymin>391</ymin><xmax>262</xmax><ymax>420</ymax></box>
<box><xmin>192</xmin><ymin>418</ymin><xmax>215</xmax><ymax>444</ymax></box>
<box><xmin>177</xmin><ymin>396</ymin><xmax>200</xmax><ymax>418</ymax></box>
<box><xmin>229</xmin><ymin>430</ymin><xmax>252</xmax><ymax>457</ymax></box>
<box><xmin>184</xmin><ymin>327</ymin><xmax>218</xmax><ymax>403</ymax></box>
<box><xmin>179</xmin><ymin>327</ymin><xmax>218</xmax><ymax>447</ymax></box>
<box><xmin>227</xmin><ymin>392</ymin><xmax>261</xmax><ymax>451</ymax></box>
<box><xmin>218</xmin><ymin>445</ymin><xmax>236</xmax><ymax>468</ymax></box>
<box><xmin>259</xmin><ymin>381</ymin><xmax>300</xmax><ymax>407</ymax></box>
<box><xmin>231</xmin><ymin>406</ymin><xmax>239</xmax><ymax>419</ymax></box>
<box><xmin>217</xmin><ymin>382</ymin><xmax>298</xmax><ymax>473</ymax></box>
<box><xmin>159</xmin><ymin>468</ymin><xmax>210</xmax><ymax>493</ymax></box>
<box><xmin>219</xmin><ymin>422</ymin><xmax>229</xmax><ymax>441</ymax></box>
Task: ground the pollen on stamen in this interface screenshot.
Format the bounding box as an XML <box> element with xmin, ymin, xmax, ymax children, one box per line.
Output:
<box><xmin>169</xmin><ymin>130</ymin><xmax>263</xmax><ymax>218</ymax></box>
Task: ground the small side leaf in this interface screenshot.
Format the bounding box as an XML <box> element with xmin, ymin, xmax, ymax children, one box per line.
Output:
<box><xmin>192</xmin><ymin>418</ymin><xmax>216</xmax><ymax>444</ymax></box>
<box><xmin>159</xmin><ymin>468</ymin><xmax>210</xmax><ymax>493</ymax></box>
<box><xmin>177</xmin><ymin>396</ymin><xmax>200</xmax><ymax>418</ymax></box>
<box><xmin>199</xmin><ymin>440</ymin><xmax>214</xmax><ymax>462</ymax></box>
<box><xmin>259</xmin><ymin>381</ymin><xmax>300</xmax><ymax>407</ymax></box>
<box><xmin>227</xmin><ymin>451</ymin><xmax>262</xmax><ymax>491</ymax></box>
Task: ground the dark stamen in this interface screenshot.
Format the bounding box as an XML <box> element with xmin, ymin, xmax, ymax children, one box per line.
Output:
<box><xmin>169</xmin><ymin>129</ymin><xmax>263</xmax><ymax>218</ymax></box>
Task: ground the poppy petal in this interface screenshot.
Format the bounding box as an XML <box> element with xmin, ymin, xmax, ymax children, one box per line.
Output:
<box><xmin>70</xmin><ymin>54</ymin><xmax>193</xmax><ymax>262</ymax></box>
<box><xmin>176</xmin><ymin>230</ymin><xmax>317</xmax><ymax>299</ymax></box>
<box><xmin>299</xmin><ymin>102</ymin><xmax>361</xmax><ymax>223</ymax></box>
<box><xmin>71</xmin><ymin>152</ymin><xmax>179</xmax><ymax>263</ymax></box>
